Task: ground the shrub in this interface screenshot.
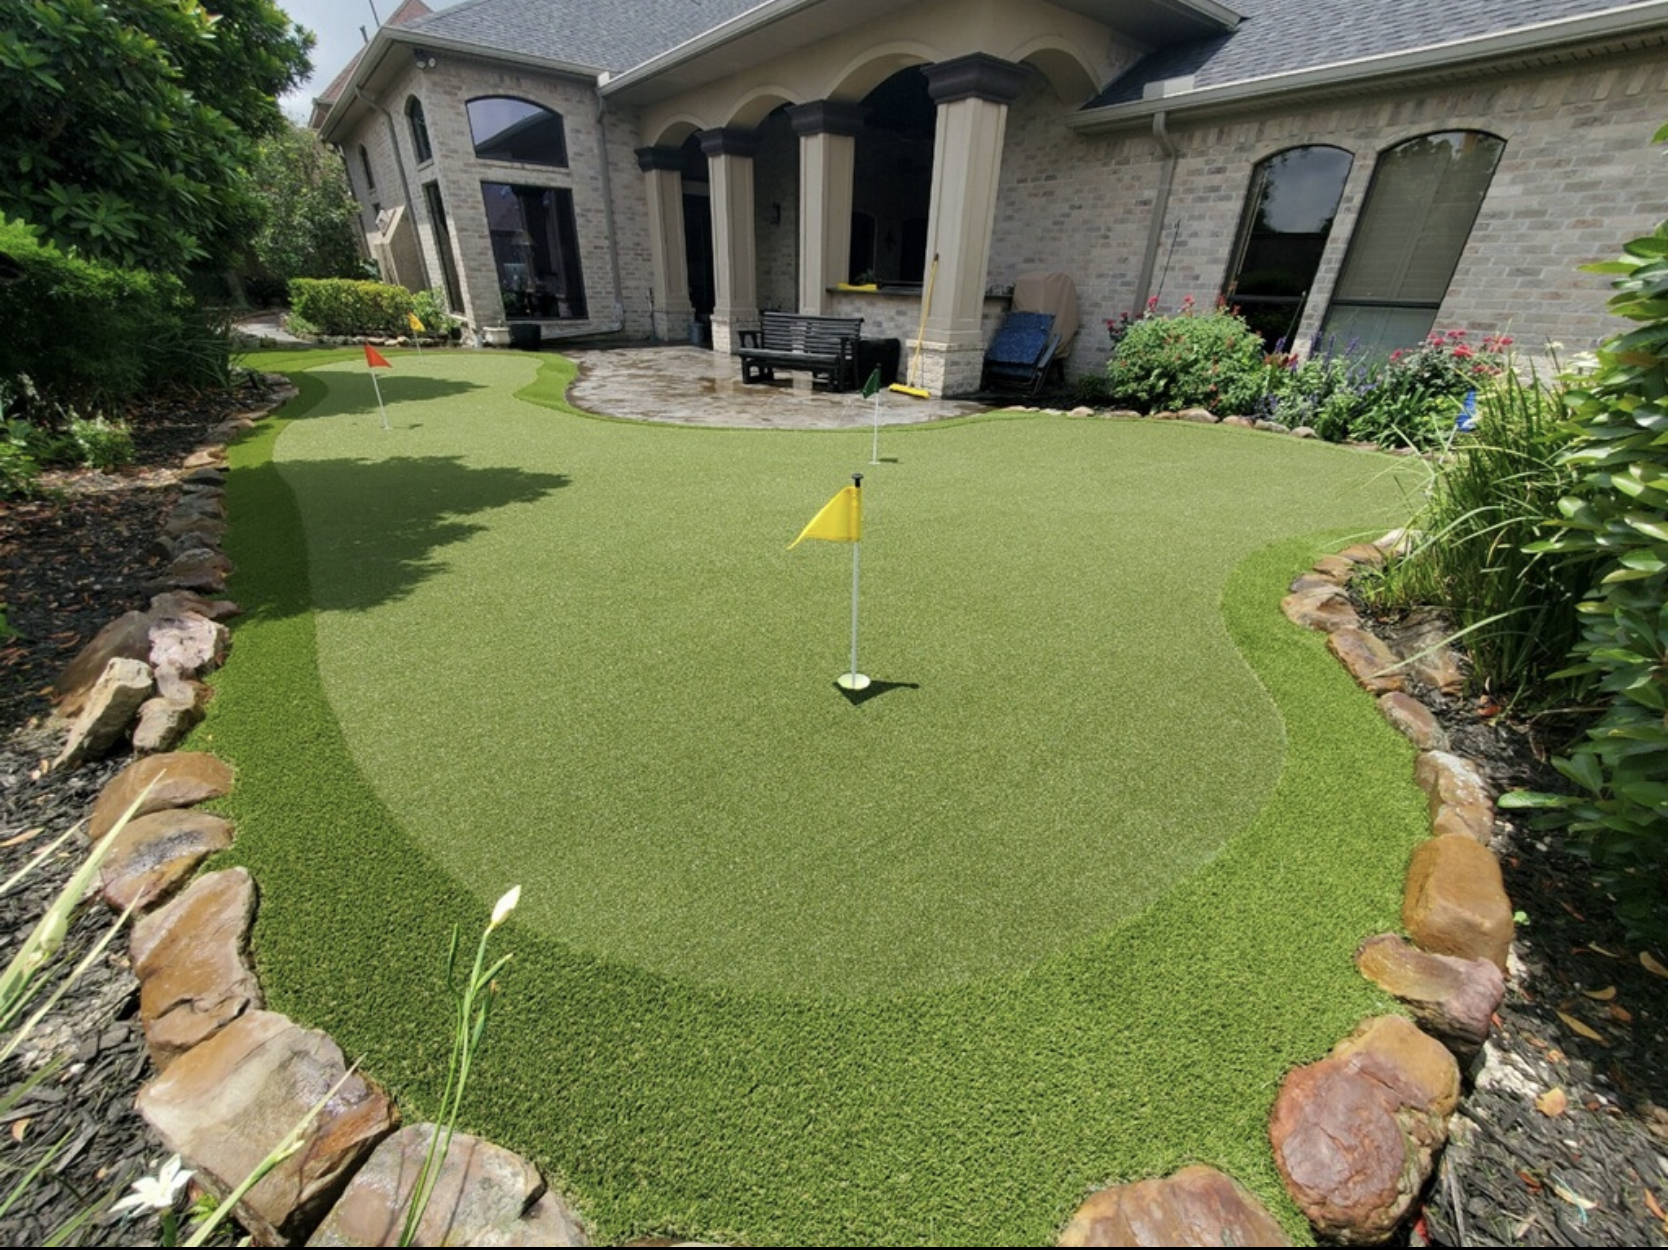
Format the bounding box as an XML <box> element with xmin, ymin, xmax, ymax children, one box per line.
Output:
<box><xmin>0</xmin><ymin>439</ymin><xmax>39</xmax><ymax>498</ymax></box>
<box><xmin>288</xmin><ymin>278</ymin><xmax>417</xmax><ymax>337</ymax></box>
<box><xmin>1103</xmin><ymin>297</ymin><xmax>1270</xmax><ymax>414</ymax></box>
<box><xmin>0</xmin><ymin>216</ymin><xmax>226</xmax><ymax>412</ymax></box>
<box><xmin>1367</xmin><ymin>367</ymin><xmax>1590</xmax><ymax>703</ymax></box>
<box><xmin>69</xmin><ymin>416</ymin><xmax>135</xmax><ymax>471</ymax></box>
<box><xmin>1503</xmin><ymin>167</ymin><xmax>1668</xmax><ymax>942</ymax></box>
<box><xmin>410</xmin><ymin>288</ymin><xmax>458</xmax><ymax>337</ymax></box>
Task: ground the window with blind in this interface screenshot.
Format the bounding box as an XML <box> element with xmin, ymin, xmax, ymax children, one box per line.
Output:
<box><xmin>1323</xmin><ymin>131</ymin><xmax>1505</xmax><ymax>354</ymax></box>
<box><xmin>1224</xmin><ymin>145</ymin><xmax>1353</xmax><ymax>350</ymax></box>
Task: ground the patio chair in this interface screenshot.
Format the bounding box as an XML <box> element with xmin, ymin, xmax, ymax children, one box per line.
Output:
<box><xmin>981</xmin><ymin>311</ymin><xmax>1061</xmax><ymax>396</ymax></box>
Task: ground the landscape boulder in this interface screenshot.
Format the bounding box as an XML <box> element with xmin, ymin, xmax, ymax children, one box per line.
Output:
<box><xmin>1057</xmin><ymin>1164</ymin><xmax>1289</xmax><ymax>1247</ymax></box>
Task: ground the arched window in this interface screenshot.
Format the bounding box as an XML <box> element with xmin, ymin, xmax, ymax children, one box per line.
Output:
<box><xmin>1324</xmin><ymin>131</ymin><xmax>1506</xmax><ymax>353</ymax></box>
<box><xmin>467</xmin><ymin>97</ymin><xmax>567</xmax><ymax>167</ymax></box>
<box><xmin>1224</xmin><ymin>146</ymin><xmax>1353</xmax><ymax>349</ymax></box>
<box><xmin>406</xmin><ymin>96</ymin><xmax>433</xmax><ymax>164</ymax></box>
<box><xmin>358</xmin><ymin>145</ymin><xmax>376</xmax><ymax>192</ymax></box>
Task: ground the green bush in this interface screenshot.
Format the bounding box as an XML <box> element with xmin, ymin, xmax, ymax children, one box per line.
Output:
<box><xmin>411</xmin><ymin>288</ymin><xmax>458</xmax><ymax>337</ymax></box>
<box><xmin>1503</xmin><ymin>154</ymin><xmax>1668</xmax><ymax>942</ymax></box>
<box><xmin>69</xmin><ymin>416</ymin><xmax>135</xmax><ymax>471</ymax></box>
<box><xmin>1367</xmin><ymin>367</ymin><xmax>1590</xmax><ymax>704</ymax></box>
<box><xmin>289</xmin><ymin>278</ymin><xmax>417</xmax><ymax>337</ymax></box>
<box><xmin>1103</xmin><ymin>298</ymin><xmax>1270</xmax><ymax>414</ymax></box>
<box><xmin>0</xmin><ymin>216</ymin><xmax>227</xmax><ymax>412</ymax></box>
<box><xmin>0</xmin><ymin>439</ymin><xmax>39</xmax><ymax>498</ymax></box>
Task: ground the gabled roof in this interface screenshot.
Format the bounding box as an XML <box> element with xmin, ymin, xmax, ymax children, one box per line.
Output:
<box><xmin>309</xmin><ymin>0</ymin><xmax>433</xmax><ymax>128</ymax></box>
<box><xmin>1087</xmin><ymin>0</ymin><xmax>1668</xmax><ymax>110</ymax></box>
<box><xmin>401</xmin><ymin>0</ymin><xmax>768</xmax><ymax>74</ymax></box>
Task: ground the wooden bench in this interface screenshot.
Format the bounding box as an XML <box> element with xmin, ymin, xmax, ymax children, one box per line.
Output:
<box><xmin>737</xmin><ymin>312</ymin><xmax>864</xmax><ymax>392</ymax></box>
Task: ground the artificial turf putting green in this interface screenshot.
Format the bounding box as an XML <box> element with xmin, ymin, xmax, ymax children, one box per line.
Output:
<box><xmin>207</xmin><ymin>350</ymin><xmax>1428</xmax><ymax>1245</ymax></box>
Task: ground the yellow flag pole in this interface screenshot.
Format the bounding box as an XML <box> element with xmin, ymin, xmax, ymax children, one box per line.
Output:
<box><xmin>836</xmin><ymin>473</ymin><xmax>869</xmax><ymax>691</ymax></box>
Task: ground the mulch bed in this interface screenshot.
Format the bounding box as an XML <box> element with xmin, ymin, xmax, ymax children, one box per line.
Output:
<box><xmin>0</xmin><ymin>379</ymin><xmax>267</xmax><ymax>1246</ymax></box>
<box><xmin>1</xmin><ymin>384</ymin><xmax>1664</xmax><ymax>1246</ymax></box>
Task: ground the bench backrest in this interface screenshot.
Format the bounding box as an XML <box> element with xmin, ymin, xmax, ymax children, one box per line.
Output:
<box><xmin>757</xmin><ymin>311</ymin><xmax>863</xmax><ymax>355</ymax></box>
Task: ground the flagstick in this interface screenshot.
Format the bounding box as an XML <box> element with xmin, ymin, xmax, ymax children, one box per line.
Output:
<box><xmin>870</xmin><ymin>390</ymin><xmax>881</xmax><ymax>465</ymax></box>
<box><xmin>413</xmin><ymin>336</ymin><xmax>424</xmax><ymax>360</ymax></box>
<box><xmin>836</xmin><ymin>472</ymin><xmax>869</xmax><ymax>691</ymax></box>
<box><xmin>369</xmin><ymin>369</ymin><xmax>390</xmax><ymax>431</ymax></box>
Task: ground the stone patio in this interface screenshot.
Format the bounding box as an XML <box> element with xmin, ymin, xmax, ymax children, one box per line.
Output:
<box><xmin>564</xmin><ymin>345</ymin><xmax>988</xmax><ymax>429</ymax></box>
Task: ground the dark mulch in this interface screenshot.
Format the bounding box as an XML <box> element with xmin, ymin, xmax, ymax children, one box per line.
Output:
<box><xmin>1365</xmin><ymin>611</ymin><xmax>1668</xmax><ymax>1248</ymax></box>
<box><xmin>0</xmin><ymin>379</ymin><xmax>270</xmax><ymax>1246</ymax></box>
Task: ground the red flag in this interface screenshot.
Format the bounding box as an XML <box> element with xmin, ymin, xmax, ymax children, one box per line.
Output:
<box><xmin>364</xmin><ymin>344</ymin><xmax>392</xmax><ymax>369</ymax></box>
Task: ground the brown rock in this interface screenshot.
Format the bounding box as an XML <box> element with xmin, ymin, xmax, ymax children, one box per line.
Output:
<box><xmin>137</xmin><ymin>1011</ymin><xmax>397</xmax><ymax>1245</ymax></box>
<box><xmin>1339</xmin><ymin>543</ymin><xmax>1388</xmax><ymax>568</ymax></box>
<box><xmin>99</xmin><ymin>810</ymin><xmax>233</xmax><ymax>913</ymax></box>
<box><xmin>131</xmin><ymin>693</ymin><xmax>204</xmax><ymax>755</ymax></box>
<box><xmin>308</xmin><ymin>1124</ymin><xmax>588</xmax><ymax>1247</ymax></box>
<box><xmin>1312</xmin><ymin>554</ymin><xmax>1356</xmax><ymax>581</ymax></box>
<box><xmin>53</xmin><ymin>611</ymin><xmax>153</xmax><ymax>715</ymax></box>
<box><xmin>150</xmin><ymin>591</ymin><xmax>242</xmax><ymax>622</ymax></box>
<box><xmin>1408</xmin><ymin>647</ymin><xmax>1466</xmax><ymax>695</ymax></box>
<box><xmin>162</xmin><ymin>512</ymin><xmax>226</xmax><ymax>541</ymax></box>
<box><xmin>1282</xmin><ymin>587</ymin><xmax>1361</xmax><ymax>633</ymax></box>
<box><xmin>1376</xmin><ymin>693</ymin><xmax>1449</xmax><ymax>751</ymax></box>
<box><xmin>1104</xmin><ymin>409</ymin><xmax>1141</xmax><ymax>421</ymax></box>
<box><xmin>183</xmin><ymin>466</ymin><xmax>225</xmax><ymax>486</ymax></box>
<box><xmin>171</xmin><ymin>494</ymin><xmax>226</xmax><ymax>520</ymax></box>
<box><xmin>1326</xmin><ymin>629</ymin><xmax>1405</xmax><ymax>694</ymax></box>
<box><xmin>182</xmin><ymin>448</ymin><xmax>227</xmax><ymax>470</ymax></box>
<box><xmin>1355</xmin><ymin>934</ymin><xmax>1504</xmax><ymax>1054</ymax></box>
<box><xmin>1253</xmin><ymin>419</ymin><xmax>1290</xmax><ymax>433</ymax></box>
<box><xmin>1058</xmin><ymin>1164</ymin><xmax>1289</xmax><ymax>1247</ymax></box>
<box><xmin>160</xmin><ymin>549</ymin><xmax>232</xmax><ymax>594</ymax></box>
<box><xmin>149</xmin><ymin>613</ymin><xmax>230</xmax><ymax>678</ymax></box>
<box><xmin>1289</xmin><ymin>573</ymin><xmax>1340</xmax><ymax>596</ymax></box>
<box><xmin>1291</xmin><ymin>426</ymin><xmax>1317</xmax><ymax>438</ymax></box>
<box><xmin>1403</xmin><ymin>835</ymin><xmax>1514</xmax><ymax>970</ymax></box>
<box><xmin>1415</xmin><ymin>752</ymin><xmax>1495</xmax><ymax>842</ymax></box>
<box><xmin>1269</xmin><ymin>1016</ymin><xmax>1459</xmax><ymax>1244</ymax></box>
<box><xmin>88</xmin><ymin>752</ymin><xmax>234</xmax><ymax>843</ymax></box>
<box><xmin>54</xmin><ymin>657</ymin><xmax>154</xmax><ymax>769</ymax></box>
<box><xmin>1177</xmin><ymin>407</ymin><xmax>1219</xmax><ymax>424</ymax></box>
<box><xmin>1223</xmin><ymin>415</ymin><xmax>1256</xmax><ymax>428</ymax></box>
<box><xmin>132</xmin><ymin>868</ymin><xmax>260</xmax><ymax>1065</ymax></box>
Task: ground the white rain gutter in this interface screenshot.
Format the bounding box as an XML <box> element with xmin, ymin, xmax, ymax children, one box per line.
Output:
<box><xmin>1069</xmin><ymin>0</ymin><xmax>1668</xmax><ymax>133</ymax></box>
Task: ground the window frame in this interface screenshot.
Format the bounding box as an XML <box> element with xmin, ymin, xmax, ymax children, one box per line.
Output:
<box><xmin>406</xmin><ymin>96</ymin><xmax>434</xmax><ymax>165</ymax></box>
<box><xmin>466</xmin><ymin>96</ymin><xmax>569</xmax><ymax>169</ymax></box>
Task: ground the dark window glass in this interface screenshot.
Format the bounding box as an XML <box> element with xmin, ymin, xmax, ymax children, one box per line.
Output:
<box><xmin>481</xmin><ymin>181</ymin><xmax>587</xmax><ymax>320</ymax></box>
<box><xmin>406</xmin><ymin>97</ymin><xmax>433</xmax><ymax>164</ymax></box>
<box><xmin>468</xmin><ymin>98</ymin><xmax>568</xmax><ymax>167</ymax></box>
<box><xmin>1324</xmin><ymin>131</ymin><xmax>1506</xmax><ymax>354</ymax></box>
<box><xmin>359</xmin><ymin>145</ymin><xmax>376</xmax><ymax>191</ymax></box>
<box><xmin>1225</xmin><ymin>146</ymin><xmax>1353</xmax><ymax>349</ymax></box>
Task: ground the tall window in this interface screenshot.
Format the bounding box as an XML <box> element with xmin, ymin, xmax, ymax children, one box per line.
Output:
<box><xmin>1225</xmin><ymin>146</ymin><xmax>1353</xmax><ymax>349</ymax></box>
<box><xmin>358</xmin><ymin>145</ymin><xmax>376</xmax><ymax>191</ymax></box>
<box><xmin>481</xmin><ymin>182</ymin><xmax>586</xmax><ymax>320</ymax></box>
<box><xmin>468</xmin><ymin>98</ymin><xmax>568</xmax><ymax>167</ymax></box>
<box><xmin>1324</xmin><ymin>131</ymin><xmax>1505</xmax><ymax>353</ymax></box>
<box><xmin>406</xmin><ymin>96</ymin><xmax>433</xmax><ymax>164</ymax></box>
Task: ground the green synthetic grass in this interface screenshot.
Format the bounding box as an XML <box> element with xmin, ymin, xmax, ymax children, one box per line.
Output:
<box><xmin>205</xmin><ymin>350</ymin><xmax>1428</xmax><ymax>1245</ymax></box>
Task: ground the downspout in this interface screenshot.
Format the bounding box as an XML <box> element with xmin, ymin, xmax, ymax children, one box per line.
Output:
<box><xmin>1131</xmin><ymin>110</ymin><xmax>1176</xmax><ymax>318</ymax></box>
<box><xmin>355</xmin><ymin>85</ymin><xmax>433</xmax><ymax>291</ymax></box>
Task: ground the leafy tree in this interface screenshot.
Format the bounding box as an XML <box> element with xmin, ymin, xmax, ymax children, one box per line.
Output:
<box><xmin>0</xmin><ymin>0</ymin><xmax>312</xmax><ymax>272</ymax></box>
<box><xmin>247</xmin><ymin>120</ymin><xmax>365</xmax><ymax>297</ymax></box>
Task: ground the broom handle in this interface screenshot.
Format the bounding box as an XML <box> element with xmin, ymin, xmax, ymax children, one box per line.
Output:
<box><xmin>908</xmin><ymin>254</ymin><xmax>939</xmax><ymax>387</ymax></box>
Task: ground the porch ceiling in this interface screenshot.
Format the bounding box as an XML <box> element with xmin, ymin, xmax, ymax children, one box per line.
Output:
<box><xmin>601</xmin><ymin>0</ymin><xmax>1240</xmax><ymax>107</ymax></box>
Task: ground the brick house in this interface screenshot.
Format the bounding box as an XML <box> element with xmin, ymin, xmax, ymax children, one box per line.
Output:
<box><xmin>311</xmin><ymin>0</ymin><xmax>1668</xmax><ymax>394</ymax></box>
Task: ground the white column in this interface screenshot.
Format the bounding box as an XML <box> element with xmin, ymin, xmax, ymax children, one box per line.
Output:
<box><xmin>699</xmin><ymin>128</ymin><xmax>760</xmax><ymax>355</ymax></box>
<box><xmin>789</xmin><ymin>101</ymin><xmax>864</xmax><ymax>315</ymax></box>
<box><xmin>919</xmin><ymin>55</ymin><xmax>1029</xmax><ymax>396</ymax></box>
<box><xmin>636</xmin><ymin>146</ymin><xmax>693</xmax><ymax>342</ymax></box>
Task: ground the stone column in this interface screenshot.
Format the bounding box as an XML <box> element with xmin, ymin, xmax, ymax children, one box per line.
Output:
<box><xmin>636</xmin><ymin>146</ymin><xmax>694</xmax><ymax>343</ymax></box>
<box><xmin>788</xmin><ymin>101</ymin><xmax>864</xmax><ymax>315</ymax></box>
<box><xmin>698</xmin><ymin>127</ymin><xmax>760</xmax><ymax>355</ymax></box>
<box><xmin>919</xmin><ymin>54</ymin><xmax>1029</xmax><ymax>395</ymax></box>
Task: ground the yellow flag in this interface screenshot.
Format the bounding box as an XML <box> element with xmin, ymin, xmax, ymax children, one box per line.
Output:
<box><xmin>789</xmin><ymin>485</ymin><xmax>861</xmax><ymax>548</ymax></box>
<box><xmin>408</xmin><ymin>311</ymin><xmax>426</xmax><ymax>333</ymax></box>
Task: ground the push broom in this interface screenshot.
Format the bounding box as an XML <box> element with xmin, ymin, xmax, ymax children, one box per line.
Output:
<box><xmin>890</xmin><ymin>253</ymin><xmax>938</xmax><ymax>398</ymax></box>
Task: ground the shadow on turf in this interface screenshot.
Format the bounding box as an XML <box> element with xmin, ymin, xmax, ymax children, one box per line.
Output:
<box><xmin>834</xmin><ymin>678</ymin><xmax>920</xmax><ymax>706</ymax></box>
<box><xmin>229</xmin><ymin>455</ymin><xmax>571</xmax><ymax>618</ymax></box>
<box><xmin>292</xmin><ymin>375</ymin><xmax>487</xmax><ymax>414</ymax></box>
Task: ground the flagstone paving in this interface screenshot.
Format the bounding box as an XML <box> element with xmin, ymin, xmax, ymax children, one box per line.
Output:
<box><xmin>565</xmin><ymin>344</ymin><xmax>985</xmax><ymax>428</ymax></box>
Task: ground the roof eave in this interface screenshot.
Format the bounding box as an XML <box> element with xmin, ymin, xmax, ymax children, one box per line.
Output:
<box><xmin>1069</xmin><ymin>0</ymin><xmax>1668</xmax><ymax>134</ymax></box>
<box><xmin>316</xmin><ymin>26</ymin><xmax>603</xmax><ymax>142</ymax></box>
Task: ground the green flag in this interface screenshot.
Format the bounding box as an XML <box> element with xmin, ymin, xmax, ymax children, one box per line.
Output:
<box><xmin>861</xmin><ymin>367</ymin><xmax>882</xmax><ymax>399</ymax></box>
